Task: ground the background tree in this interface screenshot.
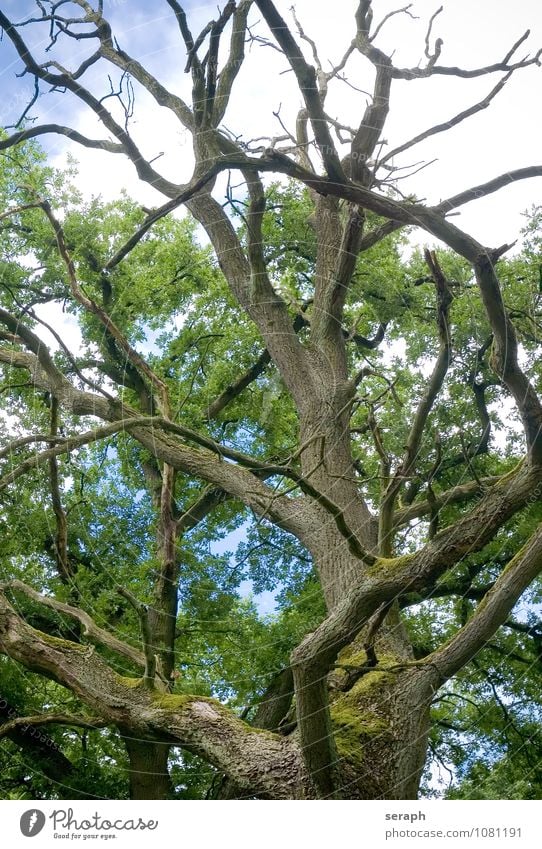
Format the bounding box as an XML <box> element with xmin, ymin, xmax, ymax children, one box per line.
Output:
<box><xmin>0</xmin><ymin>0</ymin><xmax>541</xmax><ymax>800</ymax></box>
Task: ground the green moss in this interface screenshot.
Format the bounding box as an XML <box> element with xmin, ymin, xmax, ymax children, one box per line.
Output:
<box><xmin>116</xmin><ymin>676</ymin><xmax>144</xmax><ymax>689</ymax></box>
<box><xmin>336</xmin><ymin>647</ymin><xmax>367</xmax><ymax>669</ymax></box>
<box><xmin>249</xmin><ymin>725</ymin><xmax>279</xmax><ymax>739</ymax></box>
<box><xmin>352</xmin><ymin>669</ymin><xmax>393</xmax><ymax>697</ymax></box>
<box><xmin>367</xmin><ymin>552</ymin><xmax>415</xmax><ymax>578</ymax></box>
<box><xmin>152</xmin><ymin>692</ymin><xmax>196</xmax><ymax>710</ymax></box>
<box><xmin>35</xmin><ymin>630</ymin><xmax>88</xmax><ymax>652</ymax></box>
<box><xmin>494</xmin><ymin>458</ymin><xmax>524</xmax><ymax>487</ymax></box>
<box><xmin>150</xmin><ymin>693</ymin><xmax>279</xmax><ymax>737</ymax></box>
<box><xmin>331</xmin><ymin>703</ymin><xmax>389</xmax><ymax>767</ymax></box>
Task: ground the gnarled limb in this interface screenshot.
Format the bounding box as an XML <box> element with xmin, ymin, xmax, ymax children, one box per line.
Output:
<box><xmin>0</xmin><ymin>591</ymin><xmax>312</xmax><ymax>798</ymax></box>
<box><xmin>4</xmin><ymin>579</ymin><xmax>145</xmax><ymax>669</ymax></box>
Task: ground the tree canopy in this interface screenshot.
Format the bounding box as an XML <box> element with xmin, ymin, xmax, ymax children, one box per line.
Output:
<box><xmin>0</xmin><ymin>0</ymin><xmax>541</xmax><ymax>801</ymax></box>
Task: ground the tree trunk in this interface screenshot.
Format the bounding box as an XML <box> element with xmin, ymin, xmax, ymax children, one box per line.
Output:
<box><xmin>123</xmin><ymin>738</ymin><xmax>173</xmax><ymax>800</ymax></box>
<box><xmin>328</xmin><ymin>629</ymin><xmax>434</xmax><ymax>799</ymax></box>
<box><xmin>295</xmin><ymin>375</ymin><xmax>434</xmax><ymax>799</ymax></box>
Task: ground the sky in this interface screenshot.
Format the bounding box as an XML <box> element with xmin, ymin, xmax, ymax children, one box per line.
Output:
<box><xmin>1</xmin><ymin>0</ymin><xmax>541</xmax><ymax>246</ymax></box>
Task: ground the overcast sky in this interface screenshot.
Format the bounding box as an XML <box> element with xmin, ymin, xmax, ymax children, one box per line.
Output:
<box><xmin>1</xmin><ymin>0</ymin><xmax>541</xmax><ymax>249</ymax></box>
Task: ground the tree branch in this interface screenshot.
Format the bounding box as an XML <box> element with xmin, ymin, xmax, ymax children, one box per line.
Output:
<box><xmin>427</xmin><ymin>523</ymin><xmax>542</xmax><ymax>681</ymax></box>
<box><xmin>4</xmin><ymin>579</ymin><xmax>145</xmax><ymax>668</ymax></box>
<box><xmin>213</xmin><ymin>0</ymin><xmax>252</xmax><ymax>126</ymax></box>
<box><xmin>380</xmin><ymin>70</ymin><xmax>515</xmax><ymax>166</ymax></box>
<box><xmin>203</xmin><ymin>348</ymin><xmax>271</xmax><ymax>420</ymax></box>
<box><xmin>0</xmin><ymin>124</ymin><xmax>123</xmax><ymax>154</ymax></box>
<box><xmin>394</xmin><ymin>474</ymin><xmax>503</xmax><ymax>526</ymax></box>
<box><xmin>378</xmin><ymin>250</ymin><xmax>453</xmax><ymax>554</ymax></box>
<box><xmin>0</xmin><ymin>713</ymin><xmax>108</xmax><ymax>740</ymax></box>
<box><xmin>253</xmin><ymin>0</ymin><xmax>346</xmax><ymax>183</ymax></box>
<box><xmin>48</xmin><ymin>397</ymin><xmax>71</xmax><ymax>584</ymax></box>
<box><xmin>0</xmin><ymin>590</ymin><xmax>311</xmax><ymax>798</ymax></box>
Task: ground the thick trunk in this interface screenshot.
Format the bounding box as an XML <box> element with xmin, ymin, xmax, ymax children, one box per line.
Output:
<box><xmin>295</xmin><ymin>377</ymin><xmax>434</xmax><ymax>798</ymax></box>
<box><xmin>299</xmin><ymin>389</ymin><xmax>377</xmax><ymax>610</ymax></box>
<box><xmin>327</xmin><ymin>623</ymin><xmax>433</xmax><ymax>799</ymax></box>
<box><xmin>123</xmin><ymin>737</ymin><xmax>173</xmax><ymax>800</ymax></box>
<box><xmin>330</xmin><ymin>666</ymin><xmax>434</xmax><ymax>799</ymax></box>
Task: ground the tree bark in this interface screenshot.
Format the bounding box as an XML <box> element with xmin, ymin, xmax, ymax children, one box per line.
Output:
<box><xmin>123</xmin><ymin>737</ymin><xmax>173</xmax><ymax>800</ymax></box>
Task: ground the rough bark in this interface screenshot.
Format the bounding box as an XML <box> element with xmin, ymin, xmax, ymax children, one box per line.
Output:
<box><xmin>123</xmin><ymin>737</ymin><xmax>173</xmax><ymax>801</ymax></box>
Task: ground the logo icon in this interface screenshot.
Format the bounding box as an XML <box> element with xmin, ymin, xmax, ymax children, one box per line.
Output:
<box><xmin>20</xmin><ymin>810</ymin><xmax>46</xmax><ymax>837</ymax></box>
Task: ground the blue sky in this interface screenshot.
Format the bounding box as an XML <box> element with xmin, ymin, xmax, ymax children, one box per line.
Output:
<box><xmin>2</xmin><ymin>1</ymin><xmax>542</xmax><ymax>246</ymax></box>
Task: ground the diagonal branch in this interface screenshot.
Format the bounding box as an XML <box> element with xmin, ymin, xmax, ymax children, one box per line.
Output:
<box><xmin>176</xmin><ymin>486</ymin><xmax>227</xmax><ymax>534</ymax></box>
<box><xmin>378</xmin><ymin>250</ymin><xmax>453</xmax><ymax>555</ymax></box>
<box><xmin>48</xmin><ymin>397</ymin><xmax>71</xmax><ymax>584</ymax></box>
<box><xmin>41</xmin><ymin>199</ymin><xmax>172</xmax><ymax>417</ymax></box>
<box><xmin>203</xmin><ymin>348</ymin><xmax>271</xmax><ymax>420</ymax></box>
<box><xmin>370</xmin><ymin>5</ymin><xmax>417</xmax><ymax>43</ymax></box>
<box><xmin>427</xmin><ymin>523</ymin><xmax>542</xmax><ymax>681</ymax></box>
<box><xmin>438</xmin><ymin>166</ymin><xmax>542</xmax><ymax>213</ymax></box>
<box><xmin>380</xmin><ymin>70</ymin><xmax>515</xmax><ymax>166</ymax></box>
<box><xmin>4</xmin><ymin>579</ymin><xmax>145</xmax><ymax>668</ymax></box>
<box><xmin>253</xmin><ymin>0</ymin><xmax>346</xmax><ymax>183</ymax></box>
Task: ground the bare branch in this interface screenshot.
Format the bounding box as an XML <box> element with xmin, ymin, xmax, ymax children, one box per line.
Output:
<box><xmin>393</xmin><ymin>45</ymin><xmax>542</xmax><ymax>80</ymax></box>
<box><xmin>0</xmin><ymin>123</ymin><xmax>121</xmax><ymax>152</ymax></box>
<box><xmin>438</xmin><ymin>166</ymin><xmax>542</xmax><ymax>213</ymax></box>
<box><xmin>214</xmin><ymin>0</ymin><xmax>253</xmax><ymax>125</ymax></box>
<box><xmin>424</xmin><ymin>6</ymin><xmax>443</xmax><ymax>63</ymax></box>
<box><xmin>370</xmin><ymin>5</ymin><xmax>417</xmax><ymax>43</ymax></box>
<box><xmin>0</xmin><ymin>9</ymin><xmax>182</xmax><ymax>197</ymax></box>
<box><xmin>351</xmin><ymin>14</ymin><xmax>393</xmax><ymax>179</ymax></box>
<box><xmin>254</xmin><ymin>0</ymin><xmax>346</xmax><ymax>182</ymax></box>
<box><xmin>380</xmin><ymin>70</ymin><xmax>515</xmax><ymax>166</ymax></box>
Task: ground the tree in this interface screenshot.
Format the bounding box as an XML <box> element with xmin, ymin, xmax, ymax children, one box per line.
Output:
<box><xmin>0</xmin><ymin>0</ymin><xmax>541</xmax><ymax>800</ymax></box>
